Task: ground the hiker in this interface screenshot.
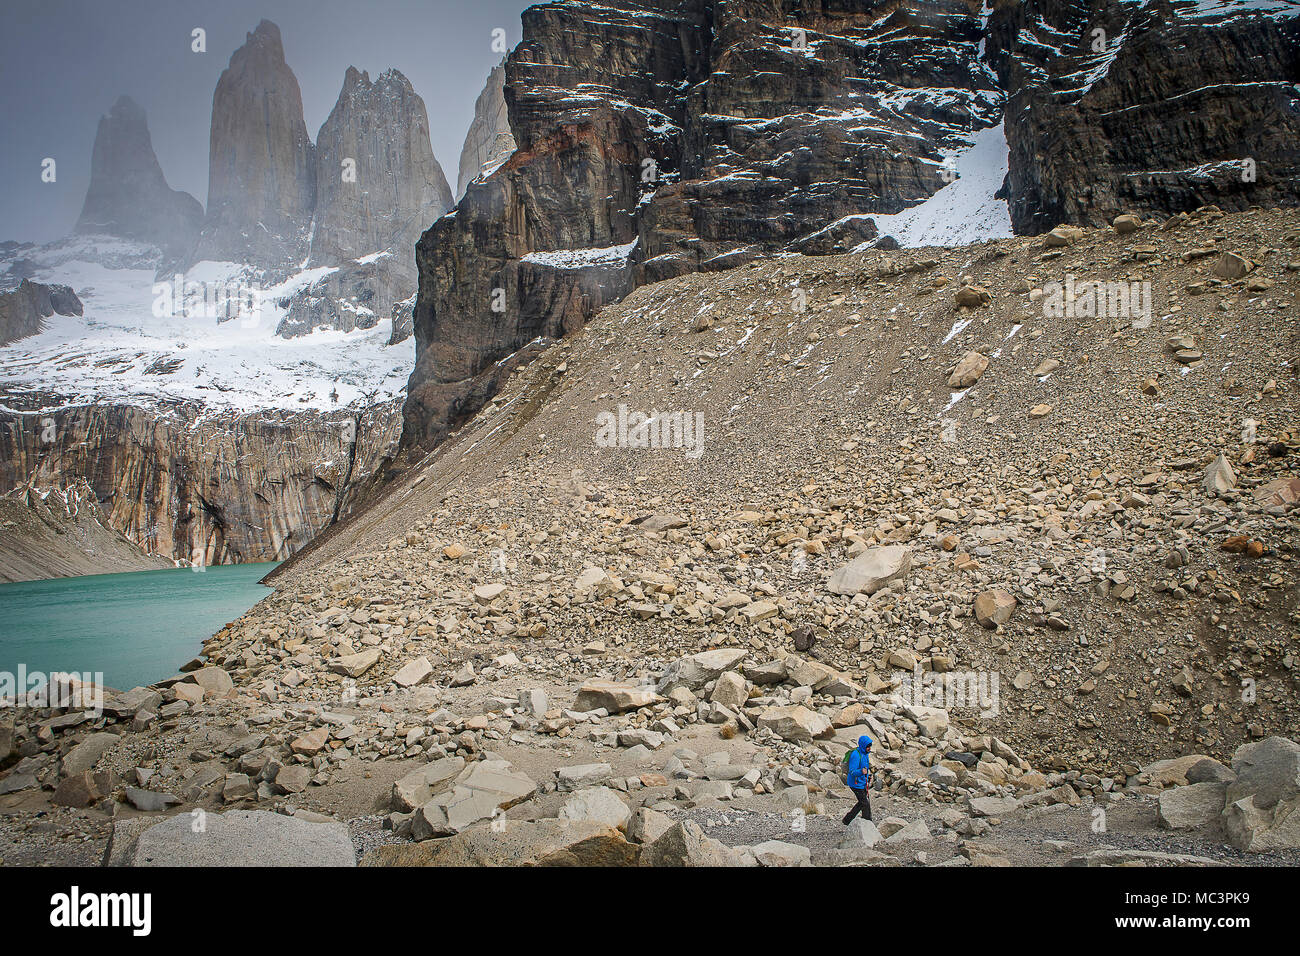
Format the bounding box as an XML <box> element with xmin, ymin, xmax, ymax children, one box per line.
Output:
<box><xmin>842</xmin><ymin>734</ymin><xmax>873</xmax><ymax>825</ymax></box>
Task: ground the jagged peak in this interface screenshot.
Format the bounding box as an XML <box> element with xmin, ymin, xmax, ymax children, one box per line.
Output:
<box><xmin>375</xmin><ymin>68</ymin><xmax>415</xmax><ymax>93</ymax></box>
<box><xmin>107</xmin><ymin>94</ymin><xmax>146</xmax><ymax>122</ymax></box>
<box><xmin>330</xmin><ymin>65</ymin><xmax>419</xmax><ymax>110</ymax></box>
<box><xmin>250</xmin><ymin>18</ymin><xmax>283</xmax><ymax>47</ymax></box>
<box><xmin>230</xmin><ymin>18</ymin><xmax>287</xmax><ymax>66</ymax></box>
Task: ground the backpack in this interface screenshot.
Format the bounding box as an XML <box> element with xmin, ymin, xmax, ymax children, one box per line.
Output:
<box><xmin>841</xmin><ymin>748</ymin><xmax>869</xmax><ymax>786</ymax></box>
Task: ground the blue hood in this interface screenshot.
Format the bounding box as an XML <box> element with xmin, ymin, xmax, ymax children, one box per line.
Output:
<box><xmin>858</xmin><ymin>735</ymin><xmax>873</xmax><ymax>753</ymax></box>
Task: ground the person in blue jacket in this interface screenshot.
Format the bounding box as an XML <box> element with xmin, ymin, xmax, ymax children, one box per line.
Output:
<box><xmin>842</xmin><ymin>735</ymin><xmax>873</xmax><ymax>825</ymax></box>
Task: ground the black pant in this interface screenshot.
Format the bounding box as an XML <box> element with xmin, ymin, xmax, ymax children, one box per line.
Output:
<box><xmin>843</xmin><ymin>786</ymin><xmax>872</xmax><ymax>824</ymax></box>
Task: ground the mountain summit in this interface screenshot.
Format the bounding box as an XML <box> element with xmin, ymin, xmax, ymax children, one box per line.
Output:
<box><xmin>193</xmin><ymin>19</ymin><xmax>317</xmax><ymax>269</ymax></box>
<box><xmin>74</xmin><ymin>94</ymin><xmax>203</xmax><ymax>259</ymax></box>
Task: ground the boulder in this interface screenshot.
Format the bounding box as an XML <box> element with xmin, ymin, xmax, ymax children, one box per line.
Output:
<box><xmin>1112</xmin><ymin>213</ymin><xmax>1142</xmax><ymax>234</ymax></box>
<box><xmin>955</xmin><ymin>284</ymin><xmax>992</xmax><ymax>307</ymax></box>
<box><xmin>1043</xmin><ymin>224</ymin><xmax>1085</xmax><ymax>247</ymax></box>
<box><xmin>130</xmin><ymin>809</ymin><xmax>355</xmax><ymax>866</ymax></box>
<box><xmin>885</xmin><ymin>817</ymin><xmax>931</xmax><ymax>843</ymax></box>
<box><xmin>1254</xmin><ymin>476</ymin><xmax>1300</xmax><ymax>508</ymax></box>
<box><xmin>1212</xmin><ymin>252</ymin><xmax>1253</xmax><ymax>280</ymax></box>
<box><xmin>1187</xmin><ymin>758</ymin><xmax>1236</xmax><ymax>785</ymax></box>
<box><xmin>273</xmin><ymin>764</ymin><xmax>311</xmax><ymax>795</ymax></box>
<box><xmin>1140</xmin><ymin>753</ymin><xmax>1220</xmax><ymax>788</ymax></box>
<box><xmin>969</xmin><ymin>795</ymin><xmax>1019</xmax><ymax>818</ymax></box>
<box><xmin>1157</xmin><ymin>782</ymin><xmax>1227</xmax><ymax>830</ymax></box>
<box><xmin>928</xmin><ymin>765</ymin><xmax>959</xmax><ymax>786</ymax></box>
<box><xmin>61</xmin><ymin>732</ymin><xmax>120</xmax><ymax>775</ymax></box>
<box><xmin>1202</xmin><ymin>453</ymin><xmax>1237</xmax><ymax>495</ymax></box>
<box><xmin>52</xmin><ymin>771</ymin><xmax>110</xmax><ymax>808</ymax></box>
<box><xmin>709</xmin><ymin>671</ymin><xmax>749</xmax><ymax>709</ymax></box>
<box><xmin>188</xmin><ymin>667</ymin><xmax>234</xmax><ymax>696</ymax></box>
<box><xmin>744</xmin><ymin>659</ymin><xmax>787</xmax><ymax>685</ymax></box>
<box><xmin>639</xmin><ymin>821</ymin><xmax>749</xmax><ymax>867</ymax></box>
<box><xmin>840</xmin><ymin>819</ymin><xmax>882</xmax><ymax>849</ymax></box>
<box><xmin>289</xmin><ymin>727</ymin><xmax>329</xmax><ymax>756</ymax></box>
<box><xmin>473</xmin><ymin>583</ymin><xmax>507</xmax><ymax>604</ymax></box>
<box><xmin>392</xmin><ymin>657</ymin><xmax>433</xmax><ymax>687</ymax></box>
<box><xmin>168</xmin><ymin>683</ymin><xmax>203</xmax><ymax>706</ymax></box>
<box><xmin>556</xmin><ymin>763</ymin><xmax>613</xmax><ymax>791</ymax></box>
<box><xmin>974</xmin><ymin>589</ymin><xmax>1017</xmax><ymax>628</ymax></box>
<box><xmin>390</xmin><ymin>756</ymin><xmax>465</xmax><ymax>812</ymax></box>
<box><xmin>558</xmin><ymin>787</ymin><xmax>631</xmax><ymax>830</ymax></box>
<box><xmin>330</xmin><ymin>648</ymin><xmax>382</xmax><ymax>678</ymax></box>
<box><xmin>626</xmin><ymin>807</ymin><xmax>674</xmax><ymax>845</ymax></box>
<box><xmin>412</xmin><ymin>759</ymin><xmax>536</xmax><ymax>839</ymax></box>
<box><xmin>826</xmin><ymin>546</ymin><xmax>911</xmax><ymax>596</ymax></box>
<box><xmin>749</xmin><ymin>840</ymin><xmax>811</xmax><ymax>866</ymax></box>
<box><xmin>102</xmin><ymin>687</ymin><xmax>163</xmax><ymax>718</ymax></box>
<box><xmin>638</xmin><ymin>513</ymin><xmax>687</xmax><ymax>532</ymax></box>
<box><xmin>740</xmin><ymin>600</ymin><xmax>779</xmax><ymax>623</ymax></box>
<box><xmin>757</xmin><ymin>705</ymin><xmax>833</xmax><ymax>742</ymax></box>
<box><xmin>574</xmin><ymin>679</ymin><xmax>660</xmax><ymax>713</ymax></box>
<box><xmin>1222</xmin><ymin>736</ymin><xmax>1300</xmax><ymax>852</ymax></box>
<box><xmin>903</xmin><ymin>703</ymin><xmax>950</xmax><ymax>738</ymax></box>
<box><xmin>517</xmin><ymin>688</ymin><xmax>548</xmax><ymax>716</ymax></box>
<box><xmin>656</xmin><ymin>649</ymin><xmax>748</xmax><ymax>691</ymax></box>
<box><xmin>222</xmin><ymin>773</ymin><xmax>255</xmax><ymax>802</ymax></box>
<box><xmin>947</xmin><ymin>350</ymin><xmax>989</xmax><ymax>388</ymax></box>
<box><xmin>124</xmin><ymin>787</ymin><xmax>181</xmax><ymax>812</ymax></box>
<box><xmin>360</xmin><ymin>819</ymin><xmax>637</xmax><ymax>866</ymax></box>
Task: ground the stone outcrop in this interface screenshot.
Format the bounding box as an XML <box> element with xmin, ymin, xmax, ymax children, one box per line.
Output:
<box><xmin>0</xmin><ymin>399</ymin><xmax>402</xmax><ymax>566</ymax></box>
<box><xmin>985</xmin><ymin>0</ymin><xmax>1300</xmax><ymax>233</ymax></box>
<box><xmin>0</xmin><ymin>280</ymin><xmax>82</xmax><ymax>346</ymax></box>
<box><xmin>193</xmin><ymin>20</ymin><xmax>316</xmax><ymax>269</ymax></box>
<box><xmin>401</xmin><ymin>0</ymin><xmax>1300</xmax><ymax>451</ymax></box>
<box><xmin>74</xmin><ymin>95</ymin><xmax>203</xmax><ymax>260</ymax></box>
<box><xmin>456</xmin><ymin>61</ymin><xmax>514</xmax><ymax>198</ymax></box>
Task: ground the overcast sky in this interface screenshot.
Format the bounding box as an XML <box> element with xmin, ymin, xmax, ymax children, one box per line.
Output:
<box><xmin>0</xmin><ymin>0</ymin><xmax>532</xmax><ymax>243</ymax></box>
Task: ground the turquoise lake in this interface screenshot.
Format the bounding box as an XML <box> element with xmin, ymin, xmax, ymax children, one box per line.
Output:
<box><xmin>0</xmin><ymin>563</ymin><xmax>276</xmax><ymax>692</ymax></box>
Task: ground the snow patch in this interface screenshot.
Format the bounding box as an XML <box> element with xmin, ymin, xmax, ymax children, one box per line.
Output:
<box><xmin>0</xmin><ymin>238</ymin><xmax>411</xmax><ymax>414</ymax></box>
<box><xmin>521</xmin><ymin>240</ymin><xmax>637</xmax><ymax>269</ymax></box>
<box><xmin>856</xmin><ymin>122</ymin><xmax>1013</xmax><ymax>250</ymax></box>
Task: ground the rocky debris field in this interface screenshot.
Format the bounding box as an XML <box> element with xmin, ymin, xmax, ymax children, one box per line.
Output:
<box><xmin>2</xmin><ymin>207</ymin><xmax>1297</xmax><ymax>866</ymax></box>
<box><xmin>3</xmin><ymin>659</ymin><xmax>1298</xmax><ymax>867</ymax></box>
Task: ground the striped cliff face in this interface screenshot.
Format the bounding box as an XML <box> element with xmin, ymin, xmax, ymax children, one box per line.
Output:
<box><xmin>0</xmin><ymin>399</ymin><xmax>403</xmax><ymax>569</ymax></box>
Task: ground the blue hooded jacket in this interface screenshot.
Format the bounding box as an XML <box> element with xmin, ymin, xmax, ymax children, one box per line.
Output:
<box><xmin>846</xmin><ymin>735</ymin><xmax>872</xmax><ymax>790</ymax></box>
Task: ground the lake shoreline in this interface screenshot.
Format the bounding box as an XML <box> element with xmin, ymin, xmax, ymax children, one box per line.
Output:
<box><xmin>0</xmin><ymin>563</ymin><xmax>278</xmax><ymax>690</ymax></box>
